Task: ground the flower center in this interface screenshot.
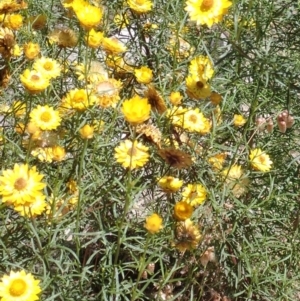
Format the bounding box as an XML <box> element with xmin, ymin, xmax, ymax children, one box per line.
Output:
<box><xmin>9</xmin><ymin>279</ymin><xmax>27</xmax><ymax>297</ymax></box>
<box><xmin>14</xmin><ymin>178</ymin><xmax>28</xmax><ymax>191</ymax></box>
<box><xmin>196</xmin><ymin>81</ymin><xmax>204</xmax><ymax>88</ymax></box>
<box><xmin>73</xmin><ymin>90</ymin><xmax>86</xmax><ymax>103</ymax></box>
<box><xmin>189</xmin><ymin>114</ymin><xmax>197</xmax><ymax>123</ymax></box>
<box><xmin>201</xmin><ymin>0</ymin><xmax>214</xmax><ymax>11</ymax></box>
<box><xmin>128</xmin><ymin>146</ymin><xmax>137</xmax><ymax>156</ymax></box>
<box><xmin>41</xmin><ymin>111</ymin><xmax>52</xmax><ymax>122</ymax></box>
<box><xmin>44</xmin><ymin>62</ymin><xmax>53</xmax><ymax>71</ymax></box>
<box><xmin>31</xmin><ymin>74</ymin><xmax>40</xmax><ymax>81</ymax></box>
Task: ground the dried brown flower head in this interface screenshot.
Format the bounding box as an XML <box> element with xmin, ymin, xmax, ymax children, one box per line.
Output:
<box><xmin>144</xmin><ymin>84</ymin><xmax>167</xmax><ymax>114</ymax></box>
<box><xmin>158</xmin><ymin>147</ymin><xmax>193</xmax><ymax>169</ymax></box>
<box><xmin>136</xmin><ymin>123</ymin><xmax>162</xmax><ymax>147</ymax></box>
<box><xmin>0</xmin><ymin>0</ymin><xmax>27</xmax><ymax>14</ymax></box>
<box><xmin>48</xmin><ymin>27</ymin><xmax>78</xmax><ymax>48</ymax></box>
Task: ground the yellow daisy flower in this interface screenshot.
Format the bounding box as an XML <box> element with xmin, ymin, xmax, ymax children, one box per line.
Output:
<box><xmin>169</xmin><ymin>91</ymin><xmax>183</xmax><ymax>106</ymax></box>
<box><xmin>0</xmin><ymin>164</ymin><xmax>45</xmax><ymax>205</ymax></box>
<box><xmin>185</xmin><ymin>0</ymin><xmax>232</xmax><ymax>28</ymax></box>
<box><xmin>185</xmin><ymin>74</ymin><xmax>211</xmax><ymax>99</ymax></box>
<box><xmin>31</xmin><ymin>147</ymin><xmax>54</xmax><ymax>162</ymax></box>
<box><xmin>182</xmin><ymin>108</ymin><xmax>211</xmax><ymax>134</ymax></box>
<box><xmin>101</xmin><ymin>37</ymin><xmax>127</xmax><ymax>54</ymax></box>
<box><xmin>127</xmin><ymin>0</ymin><xmax>152</xmax><ymax>13</ymax></box>
<box><xmin>222</xmin><ymin>164</ymin><xmax>249</xmax><ymax>197</ymax></box>
<box><xmin>182</xmin><ymin>183</ymin><xmax>207</xmax><ymax>206</ymax></box>
<box><xmin>13</xmin><ymin>194</ymin><xmax>47</xmax><ymax>217</ymax></box>
<box><xmin>20</xmin><ymin>69</ymin><xmax>50</xmax><ymax>94</ymax></box>
<box><xmin>79</xmin><ymin>124</ymin><xmax>94</xmax><ymax>139</ymax></box>
<box><xmin>33</xmin><ymin>57</ymin><xmax>61</xmax><ymax>79</ymax></box>
<box><xmin>188</xmin><ymin>55</ymin><xmax>214</xmax><ymax>80</ymax></box>
<box><xmin>134</xmin><ymin>66</ymin><xmax>153</xmax><ymax>84</ymax></box>
<box><xmin>23</xmin><ymin>42</ymin><xmax>40</xmax><ymax>60</ymax></box>
<box><xmin>233</xmin><ymin>114</ymin><xmax>247</xmax><ymax>127</ymax></box>
<box><xmin>93</xmin><ymin>78</ymin><xmax>122</xmax><ymax>108</ymax></box>
<box><xmin>114</xmin><ymin>139</ymin><xmax>149</xmax><ymax>170</ymax></box>
<box><xmin>4</xmin><ymin>13</ymin><xmax>23</xmax><ymax>30</ymax></box>
<box><xmin>30</xmin><ymin>105</ymin><xmax>61</xmax><ymax>130</ymax></box>
<box><xmin>157</xmin><ymin>176</ymin><xmax>183</xmax><ymax>193</ymax></box>
<box><xmin>60</xmin><ymin>88</ymin><xmax>96</xmax><ymax>112</ymax></box>
<box><xmin>74</xmin><ymin>4</ymin><xmax>103</xmax><ymax>29</ymax></box>
<box><xmin>249</xmin><ymin>148</ymin><xmax>273</xmax><ymax>172</ymax></box>
<box><xmin>208</xmin><ymin>153</ymin><xmax>227</xmax><ymax>170</ymax></box>
<box><xmin>85</xmin><ymin>28</ymin><xmax>103</xmax><ymax>48</ymax></box>
<box><xmin>0</xmin><ymin>270</ymin><xmax>41</xmax><ymax>301</ymax></box>
<box><xmin>52</xmin><ymin>146</ymin><xmax>66</xmax><ymax>162</ymax></box>
<box><xmin>121</xmin><ymin>95</ymin><xmax>151</xmax><ymax>125</ymax></box>
<box><xmin>174</xmin><ymin>201</ymin><xmax>193</xmax><ymax>221</ymax></box>
<box><xmin>144</xmin><ymin>213</ymin><xmax>163</xmax><ymax>234</ymax></box>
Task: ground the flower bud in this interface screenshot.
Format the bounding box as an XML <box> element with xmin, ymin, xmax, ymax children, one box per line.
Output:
<box><xmin>266</xmin><ymin>119</ymin><xmax>274</xmax><ymax>133</ymax></box>
<box><xmin>286</xmin><ymin>115</ymin><xmax>294</xmax><ymax>128</ymax></box>
<box><xmin>256</xmin><ymin>117</ymin><xmax>266</xmax><ymax>132</ymax></box>
<box><xmin>278</xmin><ymin>120</ymin><xmax>287</xmax><ymax>133</ymax></box>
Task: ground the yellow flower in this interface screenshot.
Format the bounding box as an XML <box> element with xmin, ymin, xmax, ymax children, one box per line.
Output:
<box><xmin>121</xmin><ymin>95</ymin><xmax>151</xmax><ymax>125</ymax></box>
<box><xmin>93</xmin><ymin>78</ymin><xmax>122</xmax><ymax>108</ymax></box>
<box><xmin>0</xmin><ymin>270</ymin><xmax>41</xmax><ymax>301</ymax></box>
<box><xmin>85</xmin><ymin>28</ymin><xmax>103</xmax><ymax>48</ymax></box>
<box><xmin>31</xmin><ymin>147</ymin><xmax>54</xmax><ymax>162</ymax></box>
<box><xmin>157</xmin><ymin>176</ymin><xmax>183</xmax><ymax>193</ymax></box>
<box><xmin>134</xmin><ymin>66</ymin><xmax>153</xmax><ymax>84</ymax></box>
<box><xmin>12</xmin><ymin>101</ymin><xmax>26</xmax><ymax>117</ymax></box>
<box><xmin>127</xmin><ymin>0</ymin><xmax>153</xmax><ymax>13</ymax></box>
<box><xmin>74</xmin><ymin>4</ymin><xmax>103</xmax><ymax>29</ymax></box>
<box><xmin>249</xmin><ymin>148</ymin><xmax>273</xmax><ymax>172</ymax></box>
<box><xmin>174</xmin><ymin>201</ymin><xmax>193</xmax><ymax>221</ymax></box>
<box><xmin>169</xmin><ymin>91</ymin><xmax>183</xmax><ymax>106</ymax></box>
<box><xmin>20</xmin><ymin>69</ymin><xmax>50</xmax><ymax>94</ymax></box>
<box><xmin>185</xmin><ymin>0</ymin><xmax>232</xmax><ymax>27</ymax></box>
<box><xmin>13</xmin><ymin>194</ymin><xmax>47</xmax><ymax>217</ymax></box>
<box><xmin>75</xmin><ymin>61</ymin><xmax>108</xmax><ymax>83</ymax></box>
<box><xmin>79</xmin><ymin>124</ymin><xmax>94</xmax><ymax>139</ymax></box>
<box><xmin>182</xmin><ymin>108</ymin><xmax>211</xmax><ymax>134</ymax></box>
<box><xmin>4</xmin><ymin>13</ymin><xmax>23</xmax><ymax>30</ymax></box>
<box><xmin>174</xmin><ymin>219</ymin><xmax>201</xmax><ymax>252</ymax></box>
<box><xmin>33</xmin><ymin>57</ymin><xmax>61</xmax><ymax>79</ymax></box>
<box><xmin>144</xmin><ymin>213</ymin><xmax>163</xmax><ymax>234</ymax></box>
<box><xmin>23</xmin><ymin>42</ymin><xmax>40</xmax><ymax>60</ymax></box>
<box><xmin>208</xmin><ymin>153</ymin><xmax>227</xmax><ymax>170</ymax></box>
<box><xmin>233</xmin><ymin>114</ymin><xmax>247</xmax><ymax>127</ymax></box>
<box><xmin>185</xmin><ymin>74</ymin><xmax>211</xmax><ymax>99</ymax></box>
<box><xmin>0</xmin><ymin>164</ymin><xmax>45</xmax><ymax>205</ymax></box>
<box><xmin>30</xmin><ymin>105</ymin><xmax>61</xmax><ymax>130</ymax></box>
<box><xmin>222</xmin><ymin>164</ymin><xmax>249</xmax><ymax>197</ymax></box>
<box><xmin>182</xmin><ymin>184</ymin><xmax>207</xmax><ymax>206</ymax></box>
<box><xmin>60</xmin><ymin>88</ymin><xmax>96</xmax><ymax>112</ymax></box>
<box><xmin>101</xmin><ymin>37</ymin><xmax>127</xmax><ymax>54</ymax></box>
<box><xmin>52</xmin><ymin>146</ymin><xmax>66</xmax><ymax>162</ymax></box>
<box><xmin>189</xmin><ymin>55</ymin><xmax>214</xmax><ymax>80</ymax></box>
<box><xmin>48</xmin><ymin>28</ymin><xmax>78</xmax><ymax>48</ymax></box>
<box><xmin>114</xmin><ymin>139</ymin><xmax>149</xmax><ymax>170</ymax></box>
